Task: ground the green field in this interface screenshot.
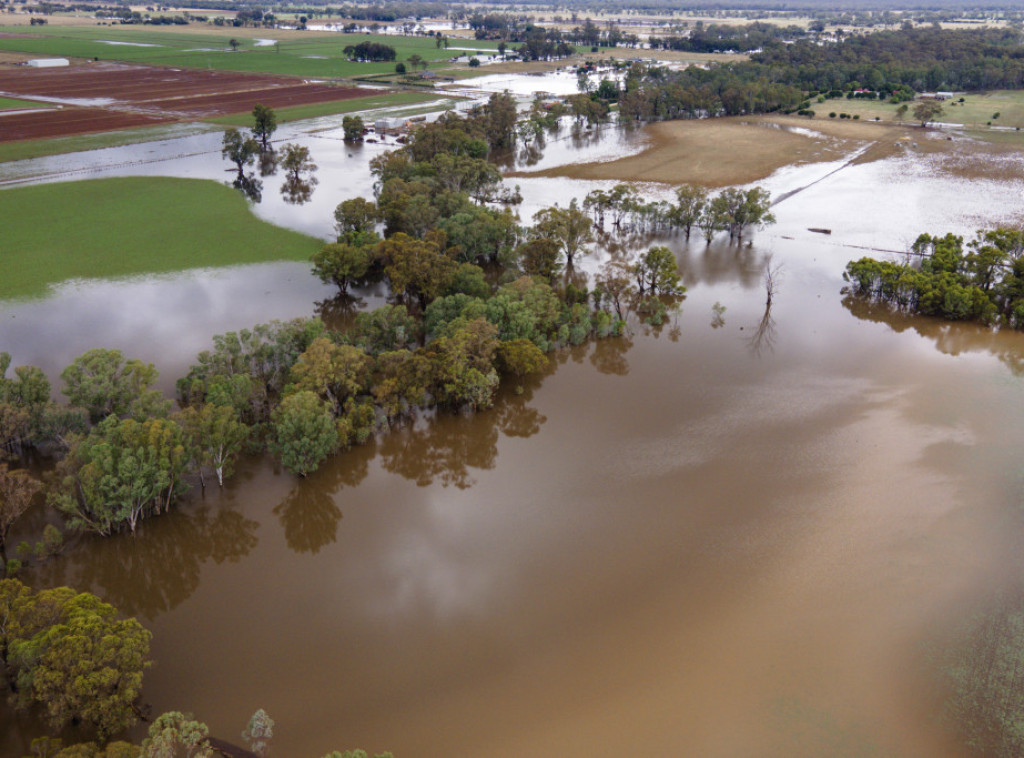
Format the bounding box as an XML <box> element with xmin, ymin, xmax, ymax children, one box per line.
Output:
<box><xmin>0</xmin><ymin>96</ymin><xmax>48</xmax><ymax>110</ymax></box>
<box><xmin>0</xmin><ymin>26</ymin><xmax>494</xmax><ymax>78</ymax></box>
<box><xmin>0</xmin><ymin>176</ymin><xmax>322</xmax><ymax>299</ymax></box>
<box><xmin>206</xmin><ymin>90</ymin><xmax>444</xmax><ymax>126</ymax></box>
<box><xmin>817</xmin><ymin>90</ymin><xmax>1024</xmax><ymax>129</ymax></box>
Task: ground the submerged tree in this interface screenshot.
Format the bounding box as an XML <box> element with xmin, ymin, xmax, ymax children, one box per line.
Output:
<box><xmin>279</xmin><ymin>143</ymin><xmax>318</xmax><ymax>204</ymax></box>
<box><xmin>242</xmin><ymin>709</ymin><xmax>274</xmax><ymax>758</ymax></box>
<box><xmin>269</xmin><ymin>391</ymin><xmax>338</xmax><ymax>476</ymax></box>
<box><xmin>0</xmin><ymin>463</ymin><xmax>40</xmax><ymax>565</ymax></box>
<box><xmin>532</xmin><ymin>199</ymin><xmax>595</xmax><ymax>267</ymax></box>
<box><xmin>2</xmin><ymin>579</ymin><xmax>151</xmax><ymax>739</ymax></box>
<box><xmin>221</xmin><ymin>128</ymin><xmax>259</xmax><ymax>178</ymax></box>
<box><xmin>60</xmin><ymin>348</ymin><xmax>167</xmax><ymax>424</ymax></box>
<box><xmin>251</xmin><ymin>103</ymin><xmax>277</xmax><ymax>151</ymax></box>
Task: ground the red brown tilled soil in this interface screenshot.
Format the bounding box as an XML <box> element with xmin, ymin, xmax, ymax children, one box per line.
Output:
<box><xmin>0</xmin><ymin>61</ymin><xmax>367</xmax><ymax>141</ymax></box>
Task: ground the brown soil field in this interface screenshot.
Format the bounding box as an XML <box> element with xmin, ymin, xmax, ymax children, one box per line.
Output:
<box><xmin>0</xmin><ymin>61</ymin><xmax>367</xmax><ymax>140</ymax></box>
<box><xmin>0</xmin><ymin>106</ymin><xmax>170</xmax><ymax>140</ymax></box>
<box><xmin>514</xmin><ymin>115</ymin><xmax>1019</xmax><ymax>188</ymax></box>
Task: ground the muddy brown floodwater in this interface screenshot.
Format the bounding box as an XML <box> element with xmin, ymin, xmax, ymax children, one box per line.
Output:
<box><xmin>5</xmin><ymin>117</ymin><xmax>1024</xmax><ymax>757</ymax></box>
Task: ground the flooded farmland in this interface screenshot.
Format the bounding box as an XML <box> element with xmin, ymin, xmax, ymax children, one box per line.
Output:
<box><xmin>5</xmin><ymin>99</ymin><xmax>1024</xmax><ymax>757</ymax></box>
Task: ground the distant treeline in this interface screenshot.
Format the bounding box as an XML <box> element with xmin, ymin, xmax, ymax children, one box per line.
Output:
<box><xmin>618</xmin><ymin>26</ymin><xmax>1024</xmax><ymax>123</ymax></box>
<box><xmin>651</xmin><ymin>21</ymin><xmax>811</xmax><ymax>53</ymax></box>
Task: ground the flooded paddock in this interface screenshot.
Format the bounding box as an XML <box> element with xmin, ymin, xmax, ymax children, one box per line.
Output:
<box><xmin>4</xmin><ymin>101</ymin><xmax>1024</xmax><ymax>757</ymax></box>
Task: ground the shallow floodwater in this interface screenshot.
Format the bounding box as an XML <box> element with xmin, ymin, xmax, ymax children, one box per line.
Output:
<box><xmin>5</xmin><ymin>110</ymin><xmax>1024</xmax><ymax>756</ymax></box>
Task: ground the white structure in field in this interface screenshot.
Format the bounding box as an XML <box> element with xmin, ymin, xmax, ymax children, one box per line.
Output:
<box><xmin>26</xmin><ymin>58</ymin><xmax>69</xmax><ymax>68</ymax></box>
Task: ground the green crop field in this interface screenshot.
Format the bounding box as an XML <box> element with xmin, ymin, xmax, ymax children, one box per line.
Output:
<box><xmin>0</xmin><ymin>96</ymin><xmax>49</xmax><ymax>110</ymax></box>
<box><xmin>815</xmin><ymin>90</ymin><xmax>1024</xmax><ymax>129</ymax></box>
<box><xmin>206</xmin><ymin>90</ymin><xmax>446</xmax><ymax>126</ymax></box>
<box><xmin>0</xmin><ymin>25</ymin><xmax>494</xmax><ymax>78</ymax></box>
<box><xmin>0</xmin><ymin>176</ymin><xmax>322</xmax><ymax>299</ymax></box>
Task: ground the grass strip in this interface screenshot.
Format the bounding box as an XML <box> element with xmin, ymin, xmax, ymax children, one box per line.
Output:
<box><xmin>205</xmin><ymin>90</ymin><xmax>441</xmax><ymax>125</ymax></box>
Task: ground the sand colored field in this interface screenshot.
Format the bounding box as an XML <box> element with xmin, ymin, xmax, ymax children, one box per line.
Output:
<box><xmin>513</xmin><ymin>114</ymin><xmax>1024</xmax><ymax>188</ymax></box>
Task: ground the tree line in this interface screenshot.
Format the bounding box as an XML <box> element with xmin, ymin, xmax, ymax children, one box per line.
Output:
<box><xmin>617</xmin><ymin>26</ymin><xmax>1024</xmax><ymax>123</ymax></box>
<box><xmin>844</xmin><ymin>229</ymin><xmax>1024</xmax><ymax>326</ymax></box>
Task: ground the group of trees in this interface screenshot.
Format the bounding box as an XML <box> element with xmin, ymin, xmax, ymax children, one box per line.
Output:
<box><xmin>582</xmin><ymin>183</ymin><xmax>775</xmax><ymax>243</ymax></box>
<box><xmin>0</xmin><ymin>578</ymin><xmax>151</xmax><ymax>740</ymax></box>
<box><xmin>616</xmin><ymin>26</ymin><xmax>1024</xmax><ymax>124</ymax></box>
<box><xmin>342</xmin><ymin>40</ymin><xmax>396</xmax><ymax>61</ymax></box>
<box><xmin>221</xmin><ymin>105</ymin><xmax>318</xmax><ymax>204</ymax></box>
<box><xmin>844</xmin><ymin>229</ymin><xmax>1024</xmax><ymax>327</ymax></box>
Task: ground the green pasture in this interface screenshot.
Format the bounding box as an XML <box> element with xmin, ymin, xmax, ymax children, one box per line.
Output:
<box><xmin>0</xmin><ymin>26</ymin><xmax>495</xmax><ymax>78</ymax></box>
<box><xmin>0</xmin><ymin>96</ymin><xmax>49</xmax><ymax>110</ymax></box>
<box><xmin>0</xmin><ymin>176</ymin><xmax>321</xmax><ymax>300</ymax></box>
<box><xmin>205</xmin><ymin>90</ymin><xmax>444</xmax><ymax>126</ymax></box>
<box><xmin>816</xmin><ymin>90</ymin><xmax>1024</xmax><ymax>129</ymax></box>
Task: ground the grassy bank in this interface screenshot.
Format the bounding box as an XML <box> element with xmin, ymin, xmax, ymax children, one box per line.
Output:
<box><xmin>0</xmin><ymin>176</ymin><xmax>321</xmax><ymax>300</ymax></box>
<box><xmin>811</xmin><ymin>90</ymin><xmax>1024</xmax><ymax>130</ymax></box>
<box><xmin>0</xmin><ymin>96</ymin><xmax>48</xmax><ymax>110</ymax></box>
<box><xmin>206</xmin><ymin>90</ymin><xmax>443</xmax><ymax>126</ymax></box>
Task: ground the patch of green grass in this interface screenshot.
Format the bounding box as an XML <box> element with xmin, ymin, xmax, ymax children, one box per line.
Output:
<box><xmin>0</xmin><ymin>123</ymin><xmax>217</xmax><ymax>163</ymax></box>
<box><xmin>0</xmin><ymin>176</ymin><xmax>321</xmax><ymax>300</ymax></box>
<box><xmin>821</xmin><ymin>90</ymin><xmax>1024</xmax><ymax>129</ymax></box>
<box><xmin>0</xmin><ymin>26</ymin><xmax>496</xmax><ymax>78</ymax></box>
<box><xmin>0</xmin><ymin>96</ymin><xmax>49</xmax><ymax>110</ymax></box>
<box><xmin>205</xmin><ymin>90</ymin><xmax>442</xmax><ymax>126</ymax></box>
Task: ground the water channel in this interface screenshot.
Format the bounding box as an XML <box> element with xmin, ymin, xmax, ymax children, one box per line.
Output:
<box><xmin>4</xmin><ymin>81</ymin><xmax>1024</xmax><ymax>756</ymax></box>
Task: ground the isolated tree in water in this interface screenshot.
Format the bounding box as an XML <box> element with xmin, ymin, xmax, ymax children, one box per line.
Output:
<box><xmin>141</xmin><ymin>711</ymin><xmax>214</xmax><ymax>757</ymax></box>
<box><xmin>221</xmin><ymin>127</ymin><xmax>259</xmax><ymax>179</ymax></box>
<box><xmin>242</xmin><ymin>708</ymin><xmax>274</xmax><ymax>757</ymax></box>
<box><xmin>251</xmin><ymin>103</ymin><xmax>277</xmax><ymax>151</ymax></box>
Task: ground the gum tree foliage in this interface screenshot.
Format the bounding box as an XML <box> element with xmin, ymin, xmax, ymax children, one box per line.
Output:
<box><xmin>49</xmin><ymin>415</ymin><xmax>189</xmax><ymax>535</ymax></box>
<box><xmin>633</xmin><ymin>246</ymin><xmax>684</xmax><ymax>296</ymax></box>
<box><xmin>140</xmin><ymin>711</ymin><xmax>214</xmax><ymax>758</ymax></box>
<box><xmin>1</xmin><ymin>579</ymin><xmax>151</xmax><ymax>740</ymax></box>
<box><xmin>221</xmin><ymin>128</ymin><xmax>259</xmax><ymax>177</ymax></box>
<box><xmin>425</xmin><ymin>318</ymin><xmax>500</xmax><ymax>410</ymax></box>
<box><xmin>342</xmin><ymin>115</ymin><xmax>364</xmax><ymax>143</ymax></box>
<box><xmin>495</xmin><ymin>338</ymin><xmax>549</xmax><ymax>380</ymax></box>
<box><xmin>532</xmin><ymin>199</ymin><xmax>595</xmax><ymax>266</ymax></box>
<box><xmin>311</xmin><ymin>243</ymin><xmax>373</xmax><ymax>293</ymax></box>
<box><xmin>251</xmin><ymin>103</ymin><xmax>277</xmax><ymax>151</ymax></box>
<box><xmin>61</xmin><ymin>348</ymin><xmax>169</xmax><ymax>424</ymax></box>
<box><xmin>287</xmin><ymin>337</ymin><xmax>373</xmax><ymax>416</ymax></box>
<box><xmin>843</xmin><ymin>229</ymin><xmax>1024</xmax><ymax>327</ymax></box>
<box><xmin>242</xmin><ymin>709</ymin><xmax>274</xmax><ymax>758</ymax></box>
<box><xmin>0</xmin><ymin>463</ymin><xmax>41</xmax><ymax>564</ymax></box>
<box><xmin>343</xmin><ymin>305</ymin><xmax>419</xmax><ymax>356</ymax></box>
<box><xmin>176</xmin><ymin>404</ymin><xmax>249</xmax><ymax>488</ymax></box>
<box><xmin>333</xmin><ymin>197</ymin><xmax>381</xmax><ymax>240</ymax></box>
<box><xmin>671</xmin><ymin>185</ymin><xmax>710</xmax><ymax>238</ymax></box>
<box><xmin>913</xmin><ymin>99</ymin><xmax>945</xmax><ymax>126</ymax></box>
<box><xmin>268</xmin><ymin>391</ymin><xmax>338</xmax><ymax>476</ymax></box>
<box><xmin>379</xmin><ymin>232</ymin><xmax>458</xmax><ymax>308</ymax></box>
<box><xmin>176</xmin><ymin>318</ymin><xmax>326</xmax><ymax>424</ymax></box>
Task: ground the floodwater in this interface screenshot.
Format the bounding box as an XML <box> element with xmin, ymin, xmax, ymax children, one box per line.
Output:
<box><xmin>5</xmin><ymin>99</ymin><xmax>1024</xmax><ymax>757</ymax></box>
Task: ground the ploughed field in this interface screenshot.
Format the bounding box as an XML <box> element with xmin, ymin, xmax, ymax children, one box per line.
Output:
<box><xmin>0</xmin><ymin>61</ymin><xmax>367</xmax><ymax>140</ymax></box>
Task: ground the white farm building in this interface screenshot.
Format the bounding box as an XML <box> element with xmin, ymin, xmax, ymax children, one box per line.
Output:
<box><xmin>26</xmin><ymin>58</ymin><xmax>69</xmax><ymax>68</ymax></box>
